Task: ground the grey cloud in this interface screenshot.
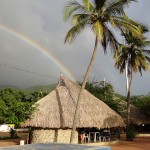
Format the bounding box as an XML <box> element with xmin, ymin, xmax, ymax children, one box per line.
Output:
<box><xmin>0</xmin><ymin>0</ymin><xmax>149</xmax><ymax>95</ymax></box>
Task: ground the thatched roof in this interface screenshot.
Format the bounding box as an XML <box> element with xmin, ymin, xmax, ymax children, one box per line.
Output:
<box><xmin>129</xmin><ymin>105</ymin><xmax>149</xmax><ymax>125</ymax></box>
<box><xmin>23</xmin><ymin>77</ymin><xmax>125</xmax><ymax>129</ymax></box>
<box><xmin>114</xmin><ymin>97</ymin><xmax>149</xmax><ymax>125</ymax></box>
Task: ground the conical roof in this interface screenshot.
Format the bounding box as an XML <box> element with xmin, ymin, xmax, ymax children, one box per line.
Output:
<box><xmin>24</xmin><ymin>77</ymin><xmax>125</xmax><ymax>128</ymax></box>
<box><xmin>114</xmin><ymin>97</ymin><xmax>149</xmax><ymax>125</ymax></box>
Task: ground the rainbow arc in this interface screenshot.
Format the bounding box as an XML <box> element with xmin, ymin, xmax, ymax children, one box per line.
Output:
<box><xmin>0</xmin><ymin>24</ymin><xmax>76</xmax><ymax>81</ymax></box>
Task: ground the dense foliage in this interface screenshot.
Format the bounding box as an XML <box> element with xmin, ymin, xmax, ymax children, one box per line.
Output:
<box><xmin>131</xmin><ymin>95</ymin><xmax>150</xmax><ymax>117</ymax></box>
<box><xmin>126</xmin><ymin>123</ymin><xmax>137</xmax><ymax>140</ymax></box>
<box><xmin>0</xmin><ymin>85</ymin><xmax>149</xmax><ymax>127</ymax></box>
<box><xmin>83</xmin><ymin>80</ymin><xmax>121</xmax><ymax>114</ymax></box>
<box><xmin>83</xmin><ymin>80</ymin><xmax>150</xmax><ymax>118</ymax></box>
<box><xmin>0</xmin><ymin>87</ymin><xmax>47</xmax><ymax>126</ymax></box>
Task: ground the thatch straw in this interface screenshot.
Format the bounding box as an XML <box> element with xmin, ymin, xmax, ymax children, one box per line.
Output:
<box><xmin>114</xmin><ymin>97</ymin><xmax>149</xmax><ymax>125</ymax></box>
<box><xmin>23</xmin><ymin>77</ymin><xmax>125</xmax><ymax>129</ymax></box>
<box><xmin>129</xmin><ymin>105</ymin><xmax>149</xmax><ymax>125</ymax></box>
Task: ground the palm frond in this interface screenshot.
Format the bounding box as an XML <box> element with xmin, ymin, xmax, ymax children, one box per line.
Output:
<box><xmin>104</xmin><ymin>0</ymin><xmax>126</xmax><ymax>16</ymax></box>
<box><xmin>138</xmin><ymin>66</ymin><xmax>143</xmax><ymax>75</ymax></box>
<box><xmin>115</xmin><ymin>52</ymin><xmax>127</xmax><ymax>73</ymax></box>
<box><xmin>71</xmin><ymin>13</ymin><xmax>90</xmax><ymax>25</ymax></box>
<box><xmin>109</xmin><ymin>16</ymin><xmax>116</xmax><ymax>28</ymax></box>
<box><xmin>63</xmin><ymin>1</ymin><xmax>86</xmax><ymax>21</ymax></box>
<box><xmin>121</xmin><ymin>21</ymin><xmax>149</xmax><ymax>48</ymax></box>
<box><xmin>141</xmin><ymin>41</ymin><xmax>150</xmax><ymax>47</ymax></box>
<box><xmin>115</xmin><ymin>36</ymin><xmax>150</xmax><ymax>77</ymax></box>
<box><xmin>83</xmin><ymin>0</ymin><xmax>94</xmax><ymax>12</ymax></box>
<box><xmin>101</xmin><ymin>27</ymin><xmax>119</xmax><ymax>54</ymax></box>
<box><xmin>140</xmin><ymin>23</ymin><xmax>149</xmax><ymax>33</ymax></box>
<box><xmin>101</xmin><ymin>34</ymin><xmax>107</xmax><ymax>53</ymax></box>
<box><xmin>145</xmin><ymin>56</ymin><xmax>150</xmax><ymax>63</ymax></box>
<box><xmin>104</xmin><ymin>0</ymin><xmax>136</xmax><ymax>16</ymax></box>
<box><xmin>105</xmin><ymin>27</ymin><xmax>119</xmax><ymax>54</ymax></box>
<box><xmin>65</xmin><ymin>21</ymin><xmax>87</xmax><ymax>44</ymax></box>
<box><xmin>142</xmin><ymin>50</ymin><xmax>150</xmax><ymax>56</ymax></box>
<box><xmin>133</xmin><ymin>39</ymin><xmax>150</xmax><ymax>48</ymax></box>
<box><xmin>120</xmin><ymin>0</ymin><xmax>137</xmax><ymax>6</ymax></box>
<box><xmin>92</xmin><ymin>21</ymin><xmax>104</xmax><ymax>41</ymax></box>
<box><xmin>93</xmin><ymin>0</ymin><xmax>107</xmax><ymax>11</ymax></box>
<box><xmin>114</xmin><ymin>16</ymin><xmax>142</xmax><ymax>38</ymax></box>
<box><xmin>120</xmin><ymin>60</ymin><xmax>126</xmax><ymax>74</ymax></box>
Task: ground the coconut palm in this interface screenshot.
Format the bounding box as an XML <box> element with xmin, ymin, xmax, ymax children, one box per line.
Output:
<box><xmin>64</xmin><ymin>0</ymin><xmax>143</xmax><ymax>143</ymax></box>
<box><xmin>115</xmin><ymin>29</ymin><xmax>150</xmax><ymax>140</ymax></box>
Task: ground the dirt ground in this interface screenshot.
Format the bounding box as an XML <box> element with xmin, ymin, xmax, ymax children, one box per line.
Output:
<box><xmin>0</xmin><ymin>132</ymin><xmax>28</xmax><ymax>147</ymax></box>
<box><xmin>111</xmin><ymin>137</ymin><xmax>150</xmax><ymax>150</ymax></box>
<box><xmin>0</xmin><ymin>136</ymin><xmax>149</xmax><ymax>150</ymax></box>
<box><xmin>0</xmin><ymin>139</ymin><xmax>22</xmax><ymax>147</ymax></box>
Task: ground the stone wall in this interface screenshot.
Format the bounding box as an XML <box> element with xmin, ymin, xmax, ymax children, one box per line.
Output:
<box><xmin>31</xmin><ymin>129</ymin><xmax>55</xmax><ymax>143</ymax></box>
<box><xmin>57</xmin><ymin>129</ymin><xmax>78</xmax><ymax>143</ymax></box>
<box><xmin>30</xmin><ymin>128</ymin><xmax>78</xmax><ymax>144</ymax></box>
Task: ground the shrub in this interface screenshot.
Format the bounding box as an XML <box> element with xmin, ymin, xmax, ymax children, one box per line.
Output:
<box><xmin>10</xmin><ymin>128</ymin><xmax>17</xmax><ymax>138</ymax></box>
<box><xmin>126</xmin><ymin>124</ymin><xmax>136</xmax><ymax>140</ymax></box>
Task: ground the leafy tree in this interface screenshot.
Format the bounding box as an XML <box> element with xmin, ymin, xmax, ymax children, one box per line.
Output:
<box><xmin>0</xmin><ymin>99</ymin><xmax>7</xmax><ymax>124</ymax></box>
<box><xmin>131</xmin><ymin>95</ymin><xmax>150</xmax><ymax>117</ymax></box>
<box><xmin>114</xmin><ymin>93</ymin><xmax>126</xmax><ymax>101</ymax></box>
<box><xmin>0</xmin><ymin>88</ymin><xmax>29</xmax><ymax>125</ymax></box>
<box><xmin>115</xmin><ymin>28</ymin><xmax>150</xmax><ymax>140</ymax></box>
<box><xmin>84</xmin><ymin>80</ymin><xmax>121</xmax><ymax>114</ymax></box>
<box><xmin>130</xmin><ymin>95</ymin><xmax>141</xmax><ymax>105</ymax></box>
<box><xmin>64</xmin><ymin>0</ymin><xmax>143</xmax><ymax>143</ymax></box>
<box><xmin>24</xmin><ymin>91</ymin><xmax>47</xmax><ymax>103</ymax></box>
<box><xmin>0</xmin><ymin>88</ymin><xmax>47</xmax><ymax>126</ymax></box>
<box><xmin>140</xmin><ymin>97</ymin><xmax>150</xmax><ymax>116</ymax></box>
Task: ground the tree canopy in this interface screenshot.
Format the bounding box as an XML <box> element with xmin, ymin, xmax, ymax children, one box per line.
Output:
<box><xmin>64</xmin><ymin>0</ymin><xmax>143</xmax><ymax>143</ymax></box>
<box><xmin>0</xmin><ymin>87</ymin><xmax>47</xmax><ymax>126</ymax></box>
<box><xmin>82</xmin><ymin>80</ymin><xmax>121</xmax><ymax>114</ymax></box>
<box><xmin>131</xmin><ymin>95</ymin><xmax>150</xmax><ymax>117</ymax></box>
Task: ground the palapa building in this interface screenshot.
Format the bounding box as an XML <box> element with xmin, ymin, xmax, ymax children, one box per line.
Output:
<box><xmin>126</xmin><ymin>105</ymin><xmax>149</xmax><ymax>125</ymax></box>
<box><xmin>23</xmin><ymin>77</ymin><xmax>125</xmax><ymax>144</ymax></box>
<box><xmin>114</xmin><ymin>97</ymin><xmax>150</xmax><ymax>125</ymax></box>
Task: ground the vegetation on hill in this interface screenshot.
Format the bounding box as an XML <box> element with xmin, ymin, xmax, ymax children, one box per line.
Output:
<box><xmin>0</xmin><ymin>84</ymin><xmax>56</xmax><ymax>93</ymax></box>
<box><xmin>0</xmin><ymin>82</ymin><xmax>149</xmax><ymax>127</ymax></box>
<box><xmin>0</xmin><ymin>85</ymin><xmax>20</xmax><ymax>90</ymax></box>
<box><xmin>84</xmin><ymin>80</ymin><xmax>121</xmax><ymax>114</ymax></box>
<box><xmin>114</xmin><ymin>93</ymin><xmax>126</xmax><ymax>101</ymax></box>
<box><xmin>130</xmin><ymin>95</ymin><xmax>150</xmax><ymax>117</ymax></box>
<box><xmin>22</xmin><ymin>84</ymin><xmax>56</xmax><ymax>93</ymax></box>
<box><xmin>83</xmin><ymin>79</ymin><xmax>150</xmax><ymax>119</ymax></box>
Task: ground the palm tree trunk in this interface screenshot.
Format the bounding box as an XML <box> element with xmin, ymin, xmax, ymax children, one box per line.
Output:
<box><xmin>126</xmin><ymin>71</ymin><xmax>133</xmax><ymax>140</ymax></box>
<box><xmin>125</xmin><ymin>61</ymin><xmax>129</xmax><ymax>91</ymax></box>
<box><xmin>70</xmin><ymin>36</ymin><xmax>99</xmax><ymax>143</ymax></box>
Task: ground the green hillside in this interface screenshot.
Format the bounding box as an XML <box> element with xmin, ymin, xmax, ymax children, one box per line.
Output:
<box><xmin>0</xmin><ymin>84</ymin><xmax>57</xmax><ymax>93</ymax></box>
<box><xmin>22</xmin><ymin>84</ymin><xmax>57</xmax><ymax>93</ymax></box>
<box><xmin>0</xmin><ymin>85</ymin><xmax>20</xmax><ymax>90</ymax></box>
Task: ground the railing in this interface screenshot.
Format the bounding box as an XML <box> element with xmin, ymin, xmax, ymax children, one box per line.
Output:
<box><xmin>82</xmin><ymin>131</ymin><xmax>118</xmax><ymax>143</ymax></box>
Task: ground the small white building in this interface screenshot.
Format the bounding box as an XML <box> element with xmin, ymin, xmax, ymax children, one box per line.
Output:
<box><xmin>0</xmin><ymin>124</ymin><xmax>10</xmax><ymax>132</ymax></box>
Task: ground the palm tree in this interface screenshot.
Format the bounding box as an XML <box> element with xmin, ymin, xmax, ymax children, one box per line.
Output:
<box><xmin>115</xmin><ymin>29</ymin><xmax>150</xmax><ymax>140</ymax></box>
<box><xmin>63</xmin><ymin>0</ymin><xmax>143</xmax><ymax>143</ymax></box>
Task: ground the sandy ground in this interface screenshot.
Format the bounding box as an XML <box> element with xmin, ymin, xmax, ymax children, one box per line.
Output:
<box><xmin>0</xmin><ymin>132</ymin><xmax>28</xmax><ymax>147</ymax></box>
<box><xmin>0</xmin><ymin>139</ymin><xmax>21</xmax><ymax>147</ymax></box>
<box><xmin>0</xmin><ymin>137</ymin><xmax>149</xmax><ymax>150</ymax></box>
<box><xmin>111</xmin><ymin>137</ymin><xmax>150</xmax><ymax>150</ymax></box>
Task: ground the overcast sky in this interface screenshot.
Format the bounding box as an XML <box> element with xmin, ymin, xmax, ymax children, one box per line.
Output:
<box><xmin>0</xmin><ymin>0</ymin><xmax>150</xmax><ymax>95</ymax></box>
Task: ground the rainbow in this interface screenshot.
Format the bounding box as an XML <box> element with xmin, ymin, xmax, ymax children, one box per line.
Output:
<box><xmin>0</xmin><ymin>24</ymin><xmax>76</xmax><ymax>81</ymax></box>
